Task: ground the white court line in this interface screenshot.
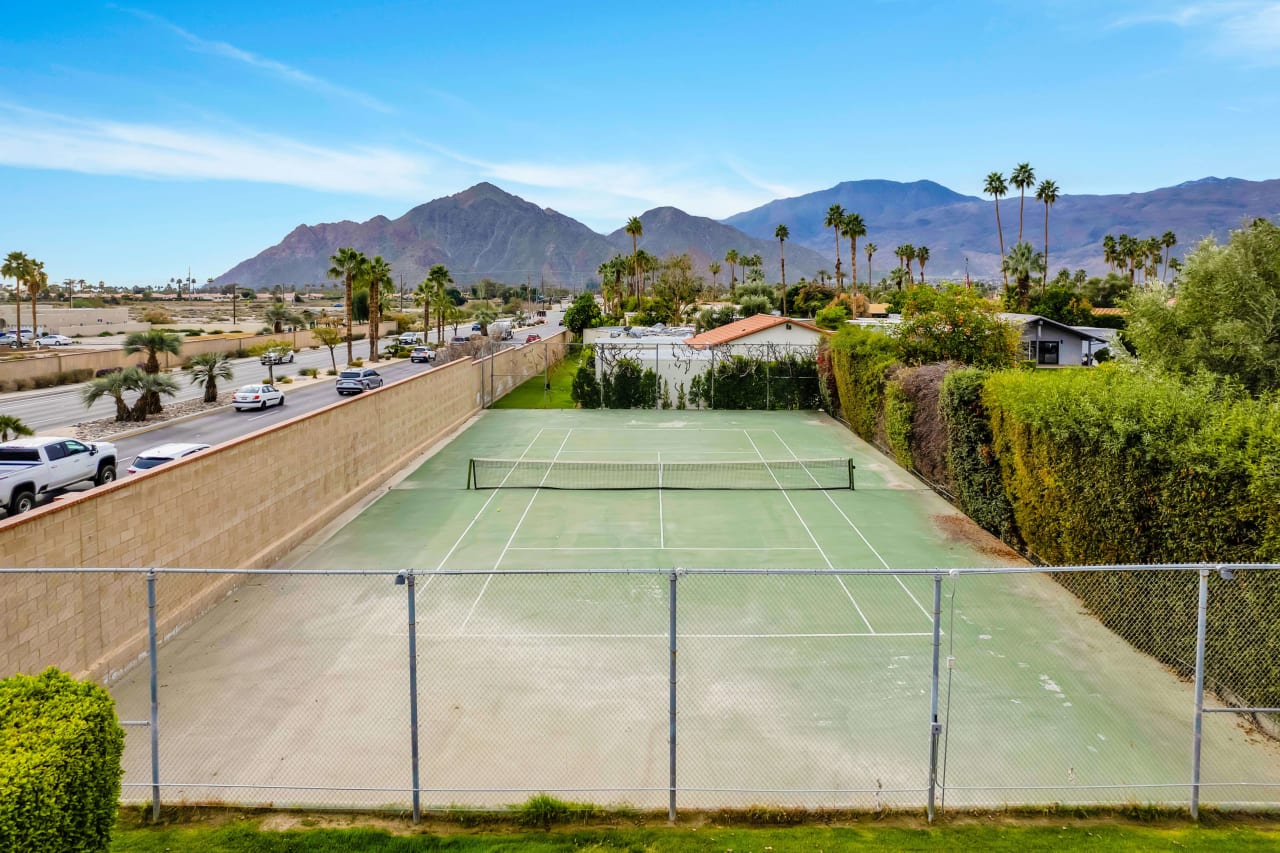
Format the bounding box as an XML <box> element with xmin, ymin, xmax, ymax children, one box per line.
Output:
<box><xmin>426</xmin><ymin>632</ymin><xmax>932</xmax><ymax>640</ymax></box>
<box><xmin>558</xmin><ymin>449</ymin><xmax>756</xmax><ymax>454</ymax></box>
<box><xmin>507</xmin><ymin>546</ymin><xmax>820</xmax><ymax>552</ymax></box>
<box><xmin>565</xmin><ymin>427</ymin><xmax>755</xmax><ymax>431</ymax></box>
<box><xmin>459</xmin><ymin>428</ymin><xmax>573</xmax><ymax>633</ymax></box>
<box><xmin>772</xmin><ymin>429</ymin><xmax>932</xmax><ymax>622</ymax></box>
<box><xmin>433</xmin><ymin>428</ymin><xmax>546</xmax><ymax>574</ymax></box>
<box><xmin>743</xmin><ymin>430</ymin><xmax>875</xmax><ymax>634</ymax></box>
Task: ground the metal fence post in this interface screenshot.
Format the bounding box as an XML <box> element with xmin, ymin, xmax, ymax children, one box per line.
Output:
<box><xmin>1191</xmin><ymin>568</ymin><xmax>1209</xmax><ymax>820</ymax></box>
<box><xmin>406</xmin><ymin>571</ymin><xmax>422</xmax><ymax>823</ymax></box>
<box><xmin>146</xmin><ymin>569</ymin><xmax>160</xmax><ymax>823</ymax></box>
<box><xmin>927</xmin><ymin>573</ymin><xmax>942</xmax><ymax>821</ymax></box>
<box><xmin>655</xmin><ymin>343</ymin><xmax>661</xmax><ymax>409</ymax></box>
<box><xmin>668</xmin><ymin>569</ymin><xmax>680</xmax><ymax>822</ymax></box>
<box><xmin>543</xmin><ymin>340</ymin><xmax>550</xmax><ymax>396</ymax></box>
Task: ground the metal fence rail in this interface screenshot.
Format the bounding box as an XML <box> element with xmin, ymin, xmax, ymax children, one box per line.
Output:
<box><xmin>4</xmin><ymin>564</ymin><xmax>1279</xmax><ymax>821</ymax></box>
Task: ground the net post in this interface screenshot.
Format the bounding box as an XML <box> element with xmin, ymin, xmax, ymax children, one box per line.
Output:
<box><xmin>848</xmin><ymin>459</ymin><xmax>856</xmax><ymax>491</ymax></box>
<box><xmin>146</xmin><ymin>569</ymin><xmax>160</xmax><ymax>823</ymax></box>
<box><xmin>1191</xmin><ymin>568</ymin><xmax>1209</xmax><ymax>820</ymax></box>
<box><xmin>467</xmin><ymin>459</ymin><xmax>475</xmax><ymax>490</ymax></box>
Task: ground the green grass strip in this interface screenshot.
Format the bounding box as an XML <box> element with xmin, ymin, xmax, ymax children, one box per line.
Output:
<box><xmin>491</xmin><ymin>354</ymin><xmax>581</xmax><ymax>409</ymax></box>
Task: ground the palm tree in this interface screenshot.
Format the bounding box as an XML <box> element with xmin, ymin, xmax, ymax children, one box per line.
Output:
<box><xmin>414</xmin><ymin>278</ymin><xmax>434</xmax><ymax>339</ymax></box>
<box><xmin>708</xmin><ymin>262</ymin><xmax>721</xmax><ymax>299</ymax></box>
<box><xmin>824</xmin><ymin>204</ymin><xmax>846</xmax><ymax>290</ymax></box>
<box><xmin>2</xmin><ymin>251</ymin><xmax>30</xmax><ymax>347</ymax></box>
<box><xmin>984</xmin><ymin>172</ymin><xmax>1009</xmax><ymax>286</ymax></box>
<box><xmin>185</xmin><ymin>352</ymin><xmax>234</xmax><ymax>403</ymax></box>
<box><xmin>624</xmin><ymin>216</ymin><xmax>643</xmax><ymax>300</ymax></box>
<box><xmin>915</xmin><ymin>245</ymin><xmax>930</xmax><ymax>283</ymax></box>
<box><xmin>473</xmin><ymin>303</ymin><xmax>497</xmax><ymax>337</ymax></box>
<box><xmin>123</xmin><ymin>329</ymin><xmax>183</xmax><ymax>415</ymax></box>
<box><xmin>1102</xmin><ymin>234</ymin><xmax>1117</xmax><ymax>273</ymax></box>
<box><xmin>1002</xmin><ymin>241</ymin><xmax>1045</xmax><ymax>311</ymax></box>
<box><xmin>901</xmin><ymin>244</ymin><xmax>916</xmax><ymax>284</ymax></box>
<box><xmin>363</xmin><ymin>255</ymin><xmax>393</xmax><ymax>361</ymax></box>
<box><xmin>326</xmin><ymin>247</ymin><xmax>366</xmax><ymax>363</ymax></box>
<box><xmin>774</xmin><ymin>224</ymin><xmax>790</xmax><ymax>305</ymax></box>
<box><xmin>264</xmin><ymin>300</ymin><xmax>300</xmax><ymax>334</ymax></box>
<box><xmin>864</xmin><ymin>243</ymin><xmax>878</xmax><ymax>286</ymax></box>
<box><xmin>725</xmin><ymin>249</ymin><xmax>740</xmax><ymax>294</ymax></box>
<box><xmin>841</xmin><ymin>212</ymin><xmax>866</xmax><ymax>289</ymax></box>
<box><xmin>1010</xmin><ymin>162</ymin><xmax>1035</xmax><ymax>243</ymax></box>
<box><xmin>128</xmin><ymin>371</ymin><xmax>180</xmax><ymax>421</ymax></box>
<box><xmin>83</xmin><ymin>367</ymin><xmax>142</xmax><ymax>422</ymax></box>
<box><xmin>1161</xmin><ymin>231</ymin><xmax>1178</xmax><ymax>282</ymax></box>
<box><xmin>1035</xmin><ymin>179</ymin><xmax>1060</xmax><ymax>291</ymax></box>
<box><xmin>26</xmin><ymin>261</ymin><xmax>46</xmax><ymax>338</ymax></box>
<box><xmin>0</xmin><ymin>414</ymin><xmax>33</xmax><ymax>441</ymax></box>
<box><xmin>426</xmin><ymin>264</ymin><xmax>453</xmax><ymax>343</ymax></box>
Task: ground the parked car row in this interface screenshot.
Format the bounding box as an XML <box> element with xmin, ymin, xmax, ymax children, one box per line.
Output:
<box><xmin>0</xmin><ymin>332</ymin><xmax>73</xmax><ymax>347</ymax></box>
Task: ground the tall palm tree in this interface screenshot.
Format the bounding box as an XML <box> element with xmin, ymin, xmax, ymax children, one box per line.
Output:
<box><xmin>326</xmin><ymin>247</ymin><xmax>366</xmax><ymax>363</ymax></box>
<box><xmin>725</xmin><ymin>249</ymin><xmax>740</xmax><ymax>294</ymax></box>
<box><xmin>26</xmin><ymin>261</ymin><xmax>46</xmax><ymax>338</ymax></box>
<box><xmin>824</xmin><ymin>204</ymin><xmax>846</xmax><ymax>290</ymax></box>
<box><xmin>1033</xmin><ymin>179</ymin><xmax>1060</xmax><ymax>291</ymax></box>
<box><xmin>414</xmin><ymin>278</ymin><xmax>434</xmax><ymax>339</ymax></box>
<box><xmin>915</xmin><ymin>245</ymin><xmax>930</xmax><ymax>283</ymax></box>
<box><xmin>624</xmin><ymin>216</ymin><xmax>643</xmax><ymax>300</ymax></box>
<box><xmin>1118</xmin><ymin>234</ymin><xmax>1139</xmax><ymax>284</ymax></box>
<box><xmin>2</xmin><ymin>251</ymin><xmax>30</xmax><ymax>347</ymax></box>
<box><xmin>363</xmin><ymin>255</ymin><xmax>392</xmax><ymax>361</ymax></box>
<box><xmin>185</xmin><ymin>352</ymin><xmax>234</xmax><ymax>403</ymax></box>
<box><xmin>841</xmin><ymin>212</ymin><xmax>866</xmax><ymax>288</ymax></box>
<box><xmin>426</xmin><ymin>264</ymin><xmax>453</xmax><ymax>343</ymax></box>
<box><xmin>984</xmin><ymin>171</ymin><xmax>1009</xmax><ymax>286</ymax></box>
<box><xmin>123</xmin><ymin>329</ymin><xmax>183</xmax><ymax>414</ymax></box>
<box><xmin>864</xmin><ymin>243</ymin><xmax>878</xmax><ymax>286</ymax></box>
<box><xmin>708</xmin><ymin>262</ymin><xmax>721</xmax><ymax>299</ymax></box>
<box><xmin>774</xmin><ymin>223</ymin><xmax>789</xmax><ymax>293</ymax></box>
<box><xmin>1161</xmin><ymin>231</ymin><xmax>1178</xmax><ymax>282</ymax></box>
<box><xmin>1102</xmin><ymin>234</ymin><xmax>1117</xmax><ymax>273</ymax></box>
<box><xmin>0</xmin><ymin>414</ymin><xmax>33</xmax><ymax>441</ymax></box>
<box><xmin>901</xmin><ymin>244</ymin><xmax>916</xmax><ymax>284</ymax></box>
<box><xmin>1002</xmin><ymin>241</ymin><xmax>1044</xmax><ymax>311</ymax></box>
<box><xmin>1010</xmin><ymin>162</ymin><xmax>1035</xmax><ymax>243</ymax></box>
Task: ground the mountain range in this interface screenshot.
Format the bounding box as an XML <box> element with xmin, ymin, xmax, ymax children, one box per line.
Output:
<box><xmin>214</xmin><ymin>177</ymin><xmax>1280</xmax><ymax>288</ymax></box>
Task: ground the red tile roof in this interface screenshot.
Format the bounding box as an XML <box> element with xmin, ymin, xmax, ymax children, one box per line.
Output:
<box><xmin>683</xmin><ymin>314</ymin><xmax>827</xmax><ymax>348</ymax></box>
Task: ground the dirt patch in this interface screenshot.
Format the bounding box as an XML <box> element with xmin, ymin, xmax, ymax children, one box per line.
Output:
<box><xmin>932</xmin><ymin>512</ymin><xmax>1024</xmax><ymax>563</ymax></box>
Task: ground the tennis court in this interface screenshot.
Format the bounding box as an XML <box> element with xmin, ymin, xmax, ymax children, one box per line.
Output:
<box><xmin>108</xmin><ymin>409</ymin><xmax>1280</xmax><ymax>810</ymax></box>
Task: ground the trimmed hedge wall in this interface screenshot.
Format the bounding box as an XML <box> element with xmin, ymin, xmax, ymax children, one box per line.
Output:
<box><xmin>829</xmin><ymin>325</ymin><xmax>899</xmax><ymax>439</ymax></box>
<box><xmin>938</xmin><ymin>368</ymin><xmax>1019</xmax><ymax>543</ymax></box>
<box><xmin>0</xmin><ymin>668</ymin><xmax>124</xmax><ymax>852</ymax></box>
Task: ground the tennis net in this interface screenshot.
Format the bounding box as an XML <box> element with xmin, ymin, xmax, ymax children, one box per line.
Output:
<box><xmin>467</xmin><ymin>458</ymin><xmax>855</xmax><ymax>490</ymax></box>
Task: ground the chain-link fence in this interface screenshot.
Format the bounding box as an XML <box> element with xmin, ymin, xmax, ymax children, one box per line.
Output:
<box><xmin>6</xmin><ymin>565</ymin><xmax>1280</xmax><ymax>819</ymax></box>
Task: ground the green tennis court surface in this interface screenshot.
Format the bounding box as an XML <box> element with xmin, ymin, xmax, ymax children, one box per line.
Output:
<box><xmin>111</xmin><ymin>409</ymin><xmax>1280</xmax><ymax>810</ymax></box>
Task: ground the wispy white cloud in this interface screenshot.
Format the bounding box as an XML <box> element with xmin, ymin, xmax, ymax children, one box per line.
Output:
<box><xmin>1109</xmin><ymin>2</ymin><xmax>1280</xmax><ymax>61</ymax></box>
<box><xmin>724</xmin><ymin>159</ymin><xmax>804</xmax><ymax>201</ymax></box>
<box><xmin>116</xmin><ymin>6</ymin><xmax>394</xmax><ymax>113</ymax></box>
<box><xmin>0</xmin><ymin>103</ymin><xmax>431</xmax><ymax>196</ymax></box>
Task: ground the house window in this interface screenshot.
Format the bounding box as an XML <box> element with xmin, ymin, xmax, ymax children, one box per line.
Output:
<box><xmin>1037</xmin><ymin>341</ymin><xmax>1060</xmax><ymax>365</ymax></box>
<box><xmin>1022</xmin><ymin>340</ymin><xmax>1036</xmax><ymax>361</ymax></box>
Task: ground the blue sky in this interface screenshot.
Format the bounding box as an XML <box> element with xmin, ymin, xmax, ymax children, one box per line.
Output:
<box><xmin>2</xmin><ymin>0</ymin><xmax>1278</xmax><ymax>284</ymax></box>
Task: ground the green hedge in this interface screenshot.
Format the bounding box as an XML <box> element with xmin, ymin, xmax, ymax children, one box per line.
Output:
<box><xmin>828</xmin><ymin>325</ymin><xmax>899</xmax><ymax>439</ymax></box>
<box><xmin>938</xmin><ymin>368</ymin><xmax>1019</xmax><ymax>543</ymax></box>
<box><xmin>688</xmin><ymin>354</ymin><xmax>823</xmax><ymax>410</ymax></box>
<box><xmin>0</xmin><ymin>668</ymin><xmax>124</xmax><ymax>852</ymax></box>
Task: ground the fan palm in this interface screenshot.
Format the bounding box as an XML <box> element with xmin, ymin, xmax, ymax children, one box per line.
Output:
<box><xmin>625</xmin><ymin>216</ymin><xmax>643</xmax><ymax>300</ymax></box>
<box><xmin>725</xmin><ymin>249</ymin><xmax>740</xmax><ymax>294</ymax></box>
<box><xmin>426</xmin><ymin>264</ymin><xmax>453</xmax><ymax>343</ymax></box>
<box><xmin>363</xmin><ymin>255</ymin><xmax>393</xmax><ymax>361</ymax></box>
<box><xmin>2</xmin><ymin>251</ymin><xmax>31</xmax><ymax>346</ymax></box>
<box><xmin>472</xmin><ymin>303</ymin><xmax>497</xmax><ymax>337</ymax></box>
<box><xmin>841</xmin><ymin>212</ymin><xmax>866</xmax><ymax>289</ymax></box>
<box><xmin>901</xmin><ymin>244</ymin><xmax>916</xmax><ymax>284</ymax></box>
<box><xmin>1161</xmin><ymin>231</ymin><xmax>1178</xmax><ymax>282</ymax></box>
<box><xmin>185</xmin><ymin>352</ymin><xmax>234</xmax><ymax>403</ymax></box>
<box><xmin>708</xmin><ymin>262</ymin><xmax>721</xmax><ymax>299</ymax></box>
<box><xmin>128</xmin><ymin>371</ymin><xmax>180</xmax><ymax>421</ymax></box>
<box><xmin>1010</xmin><ymin>162</ymin><xmax>1035</xmax><ymax>243</ymax></box>
<box><xmin>775</xmin><ymin>225</ymin><xmax>789</xmax><ymax>309</ymax></box>
<box><xmin>1102</xmin><ymin>234</ymin><xmax>1117</xmax><ymax>273</ymax></box>
<box><xmin>123</xmin><ymin>329</ymin><xmax>183</xmax><ymax>414</ymax></box>
<box><xmin>984</xmin><ymin>172</ymin><xmax>1009</xmax><ymax>286</ymax></box>
<box><xmin>864</xmin><ymin>243</ymin><xmax>878</xmax><ymax>286</ymax></box>
<box><xmin>25</xmin><ymin>261</ymin><xmax>46</xmax><ymax>339</ymax></box>
<box><xmin>326</xmin><ymin>247</ymin><xmax>367</xmax><ymax>363</ymax></box>
<box><xmin>264</xmin><ymin>300</ymin><xmax>300</xmax><ymax>334</ymax></box>
<box><xmin>1035</xmin><ymin>179</ymin><xmax>1060</xmax><ymax>291</ymax></box>
<box><xmin>0</xmin><ymin>414</ymin><xmax>33</xmax><ymax>441</ymax></box>
<box><xmin>915</xmin><ymin>245</ymin><xmax>930</xmax><ymax>283</ymax></box>
<box><xmin>824</xmin><ymin>204</ymin><xmax>846</xmax><ymax>290</ymax></box>
<box><xmin>83</xmin><ymin>367</ymin><xmax>143</xmax><ymax>422</ymax></box>
<box><xmin>414</xmin><ymin>278</ymin><xmax>434</xmax><ymax>339</ymax></box>
<box><xmin>1002</xmin><ymin>241</ymin><xmax>1044</xmax><ymax>311</ymax></box>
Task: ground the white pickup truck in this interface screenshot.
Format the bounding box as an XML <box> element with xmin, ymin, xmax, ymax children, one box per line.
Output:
<box><xmin>0</xmin><ymin>437</ymin><xmax>119</xmax><ymax>515</ymax></box>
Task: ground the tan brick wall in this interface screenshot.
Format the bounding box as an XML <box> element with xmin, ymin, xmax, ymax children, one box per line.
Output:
<box><xmin>0</xmin><ymin>330</ymin><xmax>568</xmax><ymax>683</ymax></box>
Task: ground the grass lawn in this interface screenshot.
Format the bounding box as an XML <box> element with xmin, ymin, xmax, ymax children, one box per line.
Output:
<box><xmin>110</xmin><ymin>811</ymin><xmax>1280</xmax><ymax>852</ymax></box>
<box><xmin>490</xmin><ymin>353</ymin><xmax>580</xmax><ymax>408</ymax></box>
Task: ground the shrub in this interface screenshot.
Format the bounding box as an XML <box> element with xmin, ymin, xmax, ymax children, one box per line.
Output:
<box><xmin>883</xmin><ymin>379</ymin><xmax>914</xmax><ymax>468</ymax></box>
<box><xmin>696</xmin><ymin>353</ymin><xmax>823</xmax><ymax>411</ymax></box>
<box><xmin>300</xmin><ymin>367</ymin><xmax>319</xmax><ymax>378</ymax></box>
<box><xmin>277</xmin><ymin>376</ymin><xmax>293</xmax><ymax>384</ymax></box>
<box><xmin>349</xmin><ymin>357</ymin><xmax>364</xmax><ymax>367</ymax></box>
<box><xmin>939</xmin><ymin>368</ymin><xmax>1019</xmax><ymax>543</ymax></box>
<box><xmin>325</xmin><ymin>368</ymin><xmax>337</xmax><ymax>376</ymax></box>
<box><xmin>894</xmin><ymin>284</ymin><xmax>1020</xmax><ymax>368</ymax></box>
<box><xmin>814</xmin><ymin>304</ymin><xmax>850</xmax><ymax>330</ymax></box>
<box><xmin>828</xmin><ymin>325</ymin><xmax>900</xmax><ymax>440</ymax></box>
<box><xmin>141</xmin><ymin>308</ymin><xmax>171</xmax><ymax>324</ymax></box>
<box><xmin>0</xmin><ymin>668</ymin><xmax>124</xmax><ymax>852</ymax></box>
<box><xmin>894</xmin><ymin>362</ymin><xmax>960</xmax><ymax>490</ymax></box>
<box><xmin>97</xmin><ymin>331</ymin><xmax>113</xmax><ymax>337</ymax></box>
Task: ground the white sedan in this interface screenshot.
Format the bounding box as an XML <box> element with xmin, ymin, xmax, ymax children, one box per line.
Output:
<box><xmin>233</xmin><ymin>383</ymin><xmax>285</xmax><ymax>411</ymax></box>
<box><xmin>35</xmin><ymin>334</ymin><xmax>74</xmax><ymax>346</ymax></box>
<box><xmin>126</xmin><ymin>442</ymin><xmax>211</xmax><ymax>475</ymax></box>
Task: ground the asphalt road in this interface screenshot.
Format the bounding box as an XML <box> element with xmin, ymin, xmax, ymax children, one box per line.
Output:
<box><xmin>0</xmin><ymin>312</ymin><xmax>565</xmax><ymax>518</ymax></box>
